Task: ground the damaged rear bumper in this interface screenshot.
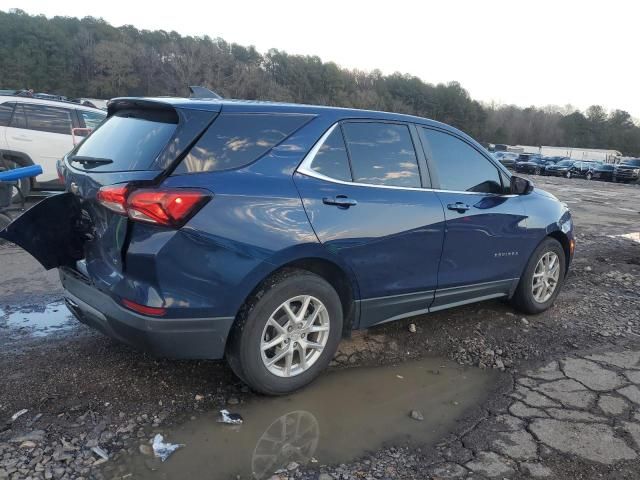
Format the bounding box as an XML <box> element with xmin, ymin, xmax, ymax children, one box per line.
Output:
<box><xmin>60</xmin><ymin>268</ymin><xmax>234</xmax><ymax>359</ymax></box>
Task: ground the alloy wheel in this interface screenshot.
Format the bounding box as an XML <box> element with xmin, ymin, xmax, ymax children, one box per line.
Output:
<box><xmin>260</xmin><ymin>295</ymin><xmax>330</xmax><ymax>377</ymax></box>
<box><xmin>532</xmin><ymin>251</ymin><xmax>560</xmax><ymax>303</ymax></box>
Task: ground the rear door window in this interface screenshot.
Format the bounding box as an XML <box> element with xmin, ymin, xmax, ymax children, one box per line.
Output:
<box><xmin>341</xmin><ymin>122</ymin><xmax>421</xmax><ymax>188</ymax></box>
<box><xmin>9</xmin><ymin>104</ymin><xmax>27</xmax><ymax>129</ymax></box>
<box><xmin>176</xmin><ymin>113</ymin><xmax>312</xmax><ymax>173</ymax></box>
<box><xmin>71</xmin><ymin>109</ymin><xmax>178</xmax><ymax>171</ymax></box>
<box><xmin>0</xmin><ymin>103</ymin><xmax>14</xmax><ymax>127</ymax></box>
<box><xmin>419</xmin><ymin>128</ymin><xmax>503</xmax><ymax>194</ymax></box>
<box><xmin>22</xmin><ymin>104</ymin><xmax>73</xmax><ymax>135</ymax></box>
<box><xmin>309</xmin><ymin>127</ymin><xmax>352</xmax><ymax>182</ymax></box>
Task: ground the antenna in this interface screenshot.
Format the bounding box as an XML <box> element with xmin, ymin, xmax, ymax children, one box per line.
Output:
<box><xmin>189</xmin><ymin>86</ymin><xmax>222</xmax><ymax>99</ymax></box>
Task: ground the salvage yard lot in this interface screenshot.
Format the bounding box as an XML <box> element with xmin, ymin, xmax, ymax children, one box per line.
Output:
<box><xmin>1</xmin><ymin>175</ymin><xmax>640</xmax><ymax>480</ymax></box>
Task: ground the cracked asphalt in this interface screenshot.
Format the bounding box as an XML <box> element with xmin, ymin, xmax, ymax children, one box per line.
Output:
<box><xmin>1</xmin><ymin>175</ymin><xmax>640</xmax><ymax>480</ymax></box>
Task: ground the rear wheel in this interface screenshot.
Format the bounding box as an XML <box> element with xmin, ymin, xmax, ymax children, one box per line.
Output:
<box><xmin>1</xmin><ymin>158</ymin><xmax>31</xmax><ymax>203</ymax></box>
<box><xmin>586</xmin><ymin>172</ymin><xmax>592</xmax><ymax>180</ymax></box>
<box><xmin>226</xmin><ymin>269</ymin><xmax>343</xmax><ymax>395</ymax></box>
<box><xmin>511</xmin><ymin>237</ymin><xmax>566</xmax><ymax>314</ymax></box>
<box><xmin>0</xmin><ymin>213</ymin><xmax>11</xmax><ymax>246</ymax></box>
<box><xmin>534</xmin><ymin>167</ymin><xmax>542</xmax><ymax>175</ymax></box>
<box><xmin>565</xmin><ymin>171</ymin><xmax>572</xmax><ymax>179</ymax></box>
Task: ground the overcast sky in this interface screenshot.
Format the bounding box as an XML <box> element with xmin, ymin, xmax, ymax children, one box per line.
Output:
<box><xmin>3</xmin><ymin>0</ymin><xmax>638</xmax><ymax>117</ymax></box>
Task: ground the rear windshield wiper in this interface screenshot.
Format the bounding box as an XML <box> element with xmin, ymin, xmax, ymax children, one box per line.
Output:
<box><xmin>69</xmin><ymin>155</ymin><xmax>114</xmax><ymax>166</ymax></box>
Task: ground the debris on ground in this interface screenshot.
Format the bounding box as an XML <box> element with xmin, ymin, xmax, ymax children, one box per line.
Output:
<box><xmin>410</xmin><ymin>410</ymin><xmax>424</xmax><ymax>421</ymax></box>
<box><xmin>152</xmin><ymin>434</ymin><xmax>184</xmax><ymax>462</ymax></box>
<box><xmin>409</xmin><ymin>323</ymin><xmax>417</xmax><ymax>333</ymax></box>
<box><xmin>218</xmin><ymin>409</ymin><xmax>244</xmax><ymax>425</ymax></box>
<box><xmin>91</xmin><ymin>446</ymin><xmax>109</xmax><ymax>460</ymax></box>
<box><xmin>10</xmin><ymin>408</ymin><xmax>28</xmax><ymax>422</ymax></box>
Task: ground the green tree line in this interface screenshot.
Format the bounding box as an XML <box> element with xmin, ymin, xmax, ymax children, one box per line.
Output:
<box><xmin>1</xmin><ymin>9</ymin><xmax>639</xmax><ymax>156</ymax></box>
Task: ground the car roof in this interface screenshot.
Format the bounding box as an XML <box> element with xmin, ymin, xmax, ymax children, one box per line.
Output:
<box><xmin>0</xmin><ymin>95</ymin><xmax>105</xmax><ymax>113</ymax></box>
<box><xmin>110</xmin><ymin>96</ymin><xmax>466</xmax><ymax>136</ymax></box>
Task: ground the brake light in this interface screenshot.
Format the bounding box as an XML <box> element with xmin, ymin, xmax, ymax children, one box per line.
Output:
<box><xmin>121</xmin><ymin>298</ymin><xmax>166</xmax><ymax>316</ymax></box>
<box><xmin>127</xmin><ymin>189</ymin><xmax>210</xmax><ymax>227</ymax></box>
<box><xmin>97</xmin><ymin>184</ymin><xmax>210</xmax><ymax>227</ymax></box>
<box><xmin>96</xmin><ymin>185</ymin><xmax>128</xmax><ymax>214</ymax></box>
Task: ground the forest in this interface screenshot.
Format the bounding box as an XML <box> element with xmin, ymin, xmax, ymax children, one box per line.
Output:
<box><xmin>1</xmin><ymin>9</ymin><xmax>639</xmax><ymax>155</ymax></box>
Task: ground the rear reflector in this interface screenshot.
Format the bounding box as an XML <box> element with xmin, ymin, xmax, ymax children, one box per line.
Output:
<box><xmin>97</xmin><ymin>184</ymin><xmax>210</xmax><ymax>228</ymax></box>
<box><xmin>121</xmin><ymin>299</ymin><xmax>166</xmax><ymax>316</ymax></box>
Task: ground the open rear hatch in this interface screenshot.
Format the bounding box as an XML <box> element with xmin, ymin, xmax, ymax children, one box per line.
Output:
<box><xmin>0</xmin><ymin>98</ymin><xmax>219</xmax><ymax>271</ymax></box>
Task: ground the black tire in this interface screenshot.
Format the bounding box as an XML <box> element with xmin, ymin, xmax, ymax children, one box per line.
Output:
<box><xmin>1</xmin><ymin>158</ymin><xmax>31</xmax><ymax>203</ymax></box>
<box><xmin>534</xmin><ymin>167</ymin><xmax>541</xmax><ymax>175</ymax></box>
<box><xmin>226</xmin><ymin>269</ymin><xmax>343</xmax><ymax>395</ymax></box>
<box><xmin>511</xmin><ymin>237</ymin><xmax>566</xmax><ymax>315</ymax></box>
<box><xmin>0</xmin><ymin>213</ymin><xmax>11</xmax><ymax>246</ymax></box>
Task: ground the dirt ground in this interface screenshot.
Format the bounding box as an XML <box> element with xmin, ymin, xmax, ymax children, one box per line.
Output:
<box><xmin>1</xmin><ymin>175</ymin><xmax>640</xmax><ymax>480</ymax></box>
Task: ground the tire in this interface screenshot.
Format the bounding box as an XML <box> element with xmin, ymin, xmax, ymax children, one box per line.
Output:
<box><xmin>565</xmin><ymin>171</ymin><xmax>571</xmax><ymax>179</ymax></box>
<box><xmin>586</xmin><ymin>172</ymin><xmax>592</xmax><ymax>180</ymax></box>
<box><xmin>226</xmin><ymin>269</ymin><xmax>343</xmax><ymax>395</ymax></box>
<box><xmin>1</xmin><ymin>158</ymin><xmax>31</xmax><ymax>203</ymax></box>
<box><xmin>534</xmin><ymin>167</ymin><xmax>541</xmax><ymax>175</ymax></box>
<box><xmin>511</xmin><ymin>237</ymin><xmax>566</xmax><ymax>315</ymax></box>
<box><xmin>0</xmin><ymin>212</ymin><xmax>11</xmax><ymax>246</ymax></box>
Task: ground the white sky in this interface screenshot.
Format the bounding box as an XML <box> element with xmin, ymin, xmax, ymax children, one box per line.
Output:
<box><xmin>2</xmin><ymin>0</ymin><xmax>638</xmax><ymax>117</ymax></box>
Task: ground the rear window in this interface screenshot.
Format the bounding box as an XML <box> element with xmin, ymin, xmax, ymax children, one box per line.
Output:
<box><xmin>175</xmin><ymin>113</ymin><xmax>311</xmax><ymax>174</ymax></box>
<box><xmin>22</xmin><ymin>104</ymin><xmax>73</xmax><ymax>135</ymax></box>
<box><xmin>71</xmin><ymin>109</ymin><xmax>178</xmax><ymax>171</ymax></box>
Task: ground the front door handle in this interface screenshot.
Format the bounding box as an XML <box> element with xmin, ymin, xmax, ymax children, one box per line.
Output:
<box><xmin>323</xmin><ymin>195</ymin><xmax>357</xmax><ymax>208</ymax></box>
<box><xmin>447</xmin><ymin>202</ymin><xmax>470</xmax><ymax>213</ymax></box>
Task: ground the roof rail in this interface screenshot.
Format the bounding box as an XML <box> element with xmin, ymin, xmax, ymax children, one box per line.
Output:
<box><xmin>189</xmin><ymin>86</ymin><xmax>222</xmax><ymax>99</ymax></box>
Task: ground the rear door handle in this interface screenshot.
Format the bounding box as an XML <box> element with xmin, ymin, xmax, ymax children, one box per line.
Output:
<box><xmin>447</xmin><ymin>202</ymin><xmax>470</xmax><ymax>213</ymax></box>
<box><xmin>323</xmin><ymin>195</ymin><xmax>357</xmax><ymax>208</ymax></box>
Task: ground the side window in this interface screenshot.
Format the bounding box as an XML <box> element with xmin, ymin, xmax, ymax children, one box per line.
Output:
<box><xmin>341</xmin><ymin>122</ymin><xmax>421</xmax><ymax>188</ymax></box>
<box><xmin>176</xmin><ymin>113</ymin><xmax>311</xmax><ymax>173</ymax></box>
<box><xmin>0</xmin><ymin>103</ymin><xmax>14</xmax><ymax>127</ymax></box>
<box><xmin>419</xmin><ymin>128</ymin><xmax>503</xmax><ymax>194</ymax></box>
<box><xmin>9</xmin><ymin>104</ymin><xmax>27</xmax><ymax>129</ymax></box>
<box><xmin>309</xmin><ymin>127</ymin><xmax>352</xmax><ymax>181</ymax></box>
<box><xmin>79</xmin><ymin>110</ymin><xmax>106</xmax><ymax>130</ymax></box>
<box><xmin>22</xmin><ymin>104</ymin><xmax>73</xmax><ymax>135</ymax></box>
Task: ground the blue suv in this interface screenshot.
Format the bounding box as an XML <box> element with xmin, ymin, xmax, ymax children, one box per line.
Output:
<box><xmin>1</xmin><ymin>94</ymin><xmax>574</xmax><ymax>394</ymax></box>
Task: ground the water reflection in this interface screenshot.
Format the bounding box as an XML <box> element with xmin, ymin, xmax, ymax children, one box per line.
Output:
<box><xmin>252</xmin><ymin>410</ymin><xmax>319</xmax><ymax>479</ymax></box>
<box><xmin>113</xmin><ymin>357</ymin><xmax>496</xmax><ymax>480</ymax></box>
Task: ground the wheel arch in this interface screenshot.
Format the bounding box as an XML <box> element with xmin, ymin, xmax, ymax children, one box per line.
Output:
<box><xmin>547</xmin><ymin>230</ymin><xmax>572</xmax><ymax>273</ymax></box>
<box><xmin>232</xmin><ymin>253</ymin><xmax>360</xmax><ymax>343</ymax></box>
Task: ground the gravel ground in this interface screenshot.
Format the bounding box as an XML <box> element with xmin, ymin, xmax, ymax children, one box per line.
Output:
<box><xmin>1</xmin><ymin>175</ymin><xmax>639</xmax><ymax>479</ymax></box>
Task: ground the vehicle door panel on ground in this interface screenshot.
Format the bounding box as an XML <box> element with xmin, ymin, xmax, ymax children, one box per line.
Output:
<box><xmin>417</xmin><ymin>127</ymin><xmax>528</xmax><ymax>309</ymax></box>
<box><xmin>295</xmin><ymin>121</ymin><xmax>445</xmax><ymax>328</ymax></box>
<box><xmin>4</xmin><ymin>103</ymin><xmax>77</xmax><ymax>183</ymax></box>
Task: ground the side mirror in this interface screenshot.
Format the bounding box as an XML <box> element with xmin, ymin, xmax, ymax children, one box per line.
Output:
<box><xmin>510</xmin><ymin>175</ymin><xmax>534</xmax><ymax>195</ymax></box>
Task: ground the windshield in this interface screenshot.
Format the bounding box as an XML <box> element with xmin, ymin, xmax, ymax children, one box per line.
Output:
<box><xmin>621</xmin><ymin>159</ymin><xmax>640</xmax><ymax>167</ymax></box>
<box><xmin>556</xmin><ymin>160</ymin><xmax>573</xmax><ymax>166</ymax></box>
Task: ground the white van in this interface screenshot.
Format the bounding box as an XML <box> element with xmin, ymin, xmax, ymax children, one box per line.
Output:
<box><xmin>0</xmin><ymin>95</ymin><xmax>106</xmax><ymax>197</ymax></box>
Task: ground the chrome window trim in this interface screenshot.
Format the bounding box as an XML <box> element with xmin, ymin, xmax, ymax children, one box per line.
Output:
<box><xmin>297</xmin><ymin>121</ymin><xmax>516</xmax><ymax>197</ymax></box>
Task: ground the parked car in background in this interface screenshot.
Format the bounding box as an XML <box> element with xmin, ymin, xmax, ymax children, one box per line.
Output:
<box><xmin>514</xmin><ymin>155</ymin><xmax>554</xmax><ymax>175</ymax></box>
<box><xmin>493</xmin><ymin>151</ymin><xmax>518</xmax><ymax>169</ymax></box>
<box><xmin>544</xmin><ymin>159</ymin><xmax>575</xmax><ymax>178</ymax></box>
<box><xmin>613</xmin><ymin>158</ymin><xmax>640</xmax><ymax>183</ymax></box>
<box><xmin>589</xmin><ymin>163</ymin><xmax>615</xmax><ymax>181</ymax></box>
<box><xmin>0</xmin><ymin>93</ymin><xmax>574</xmax><ymax>394</ymax></box>
<box><xmin>0</xmin><ymin>95</ymin><xmax>106</xmax><ymax>199</ymax></box>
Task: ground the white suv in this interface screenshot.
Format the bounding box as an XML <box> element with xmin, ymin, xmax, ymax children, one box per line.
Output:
<box><xmin>0</xmin><ymin>95</ymin><xmax>106</xmax><ymax>197</ymax></box>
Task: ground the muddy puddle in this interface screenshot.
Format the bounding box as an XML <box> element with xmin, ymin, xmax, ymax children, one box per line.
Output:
<box><xmin>0</xmin><ymin>301</ymin><xmax>74</xmax><ymax>337</ymax></box>
<box><xmin>115</xmin><ymin>357</ymin><xmax>497</xmax><ymax>479</ymax></box>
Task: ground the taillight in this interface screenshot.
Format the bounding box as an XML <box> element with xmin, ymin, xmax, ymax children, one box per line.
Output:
<box><xmin>97</xmin><ymin>185</ymin><xmax>129</xmax><ymax>214</ymax></box>
<box><xmin>127</xmin><ymin>189</ymin><xmax>210</xmax><ymax>227</ymax></box>
<box><xmin>121</xmin><ymin>298</ymin><xmax>166</xmax><ymax>316</ymax></box>
<box><xmin>97</xmin><ymin>184</ymin><xmax>210</xmax><ymax>228</ymax></box>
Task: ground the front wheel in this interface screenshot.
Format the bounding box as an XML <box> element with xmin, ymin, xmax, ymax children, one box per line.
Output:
<box><xmin>565</xmin><ymin>171</ymin><xmax>572</xmax><ymax>179</ymax></box>
<box><xmin>511</xmin><ymin>237</ymin><xmax>566</xmax><ymax>314</ymax></box>
<box><xmin>586</xmin><ymin>172</ymin><xmax>593</xmax><ymax>180</ymax></box>
<box><xmin>226</xmin><ymin>269</ymin><xmax>343</xmax><ymax>395</ymax></box>
<box><xmin>534</xmin><ymin>167</ymin><xmax>542</xmax><ymax>175</ymax></box>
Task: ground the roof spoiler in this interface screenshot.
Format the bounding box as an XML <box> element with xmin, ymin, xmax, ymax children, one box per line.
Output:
<box><xmin>189</xmin><ymin>86</ymin><xmax>222</xmax><ymax>99</ymax></box>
